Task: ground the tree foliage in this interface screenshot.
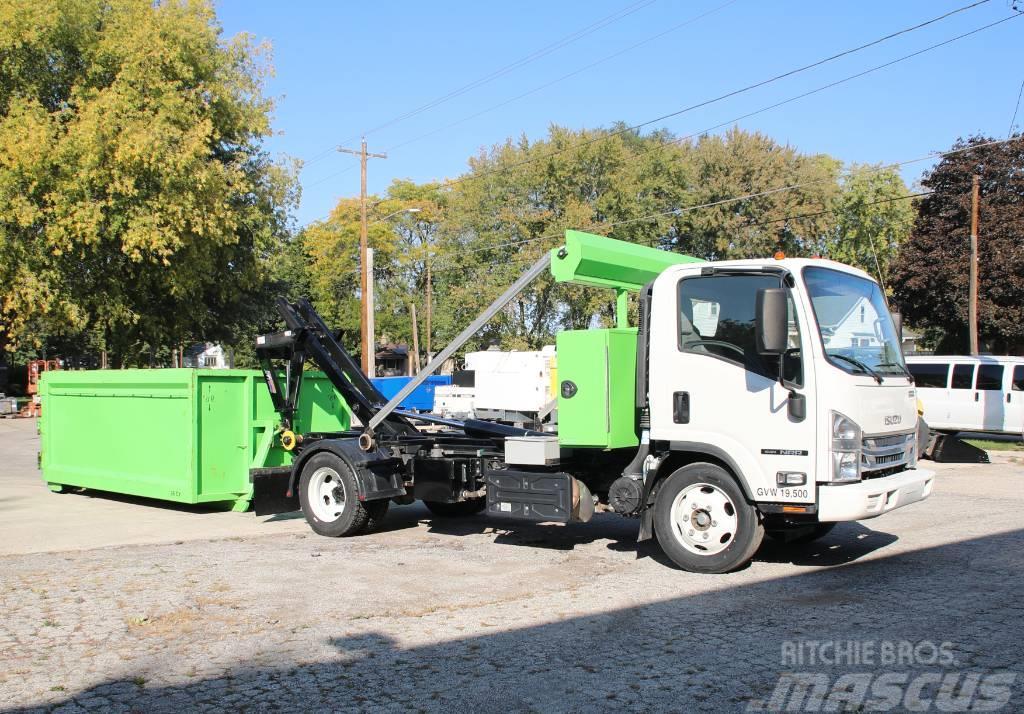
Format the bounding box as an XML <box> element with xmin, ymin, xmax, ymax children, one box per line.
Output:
<box><xmin>0</xmin><ymin>0</ymin><xmax>297</xmax><ymax>363</ymax></box>
<box><xmin>892</xmin><ymin>135</ymin><xmax>1024</xmax><ymax>353</ymax></box>
<box><xmin>302</xmin><ymin>125</ymin><xmax>915</xmax><ymax>362</ymax></box>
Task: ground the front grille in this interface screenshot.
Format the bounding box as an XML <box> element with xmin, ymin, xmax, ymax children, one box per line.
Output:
<box><xmin>861</xmin><ymin>431</ymin><xmax>915</xmax><ymax>473</ymax></box>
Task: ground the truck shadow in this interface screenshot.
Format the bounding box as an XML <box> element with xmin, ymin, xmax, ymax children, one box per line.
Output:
<box><xmin>27</xmin><ymin>527</ymin><xmax>1024</xmax><ymax>712</ymax></box>
<box><xmin>421</xmin><ymin>510</ymin><xmax>896</xmax><ymax>570</ymax></box>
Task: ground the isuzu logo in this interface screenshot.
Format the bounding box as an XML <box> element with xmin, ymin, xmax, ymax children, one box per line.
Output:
<box><xmin>884</xmin><ymin>414</ymin><xmax>902</xmax><ymax>426</ymax></box>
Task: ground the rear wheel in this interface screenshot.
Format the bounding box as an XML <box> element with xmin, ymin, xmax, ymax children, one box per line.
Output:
<box><xmin>424</xmin><ymin>499</ymin><xmax>486</xmax><ymax>518</ymax></box>
<box><xmin>298</xmin><ymin>453</ymin><xmax>371</xmax><ymax>537</ymax></box>
<box><xmin>653</xmin><ymin>463</ymin><xmax>763</xmax><ymax>573</ymax></box>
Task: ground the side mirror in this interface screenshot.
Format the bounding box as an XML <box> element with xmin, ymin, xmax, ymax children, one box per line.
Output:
<box><xmin>891</xmin><ymin>311</ymin><xmax>903</xmax><ymax>344</ymax></box>
<box><xmin>755</xmin><ymin>288</ymin><xmax>788</xmax><ymax>355</ymax></box>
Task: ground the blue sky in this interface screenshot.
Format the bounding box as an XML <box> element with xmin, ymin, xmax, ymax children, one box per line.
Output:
<box><xmin>214</xmin><ymin>1</ymin><xmax>1024</xmax><ymax>227</ymax></box>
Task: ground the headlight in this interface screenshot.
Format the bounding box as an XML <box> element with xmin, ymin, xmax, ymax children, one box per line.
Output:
<box><xmin>832</xmin><ymin>411</ymin><xmax>860</xmax><ymax>451</ymax></box>
<box><xmin>827</xmin><ymin>411</ymin><xmax>862</xmax><ymax>483</ymax></box>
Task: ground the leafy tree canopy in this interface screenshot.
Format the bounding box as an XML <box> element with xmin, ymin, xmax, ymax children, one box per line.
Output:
<box><xmin>0</xmin><ymin>0</ymin><xmax>297</xmax><ymax>364</ymax></box>
<box><xmin>892</xmin><ymin>135</ymin><xmax>1024</xmax><ymax>353</ymax></box>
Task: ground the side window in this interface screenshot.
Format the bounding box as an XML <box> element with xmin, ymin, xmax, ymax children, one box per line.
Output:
<box><xmin>951</xmin><ymin>364</ymin><xmax>974</xmax><ymax>390</ymax></box>
<box><xmin>908</xmin><ymin>363</ymin><xmax>949</xmax><ymax>388</ymax></box>
<box><xmin>1014</xmin><ymin>366</ymin><xmax>1024</xmax><ymax>392</ymax></box>
<box><xmin>975</xmin><ymin>365</ymin><xmax>1004</xmax><ymax>391</ymax></box>
<box><xmin>678</xmin><ymin>274</ymin><xmax>800</xmax><ymax>384</ymax></box>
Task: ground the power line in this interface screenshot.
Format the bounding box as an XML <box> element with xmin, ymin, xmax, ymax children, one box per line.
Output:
<box><xmin>306</xmin><ymin>0</ymin><xmax>738</xmax><ymax>194</ymax></box>
<box><xmin>435</xmin><ymin>0</ymin><xmax>998</xmax><ymax>192</ymax></box>
<box><xmin>300</xmin><ymin>1</ymin><xmax>657</xmax><ymax>171</ymax></box>
<box><xmin>382</xmin><ymin>0</ymin><xmax>742</xmax><ymax>155</ymax></box>
<box><xmin>1009</xmin><ymin>75</ymin><xmax>1024</xmax><ymax>137</ymax></box>
<box><xmin>412</xmin><ymin>10</ymin><xmax>1023</xmax><ymax>217</ymax></box>
<box><xmin>301</xmin><ymin>15</ymin><xmax>991</xmax><ymax>225</ymax></box>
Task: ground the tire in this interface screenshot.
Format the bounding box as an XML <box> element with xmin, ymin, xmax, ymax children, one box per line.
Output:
<box><xmin>767</xmin><ymin>522</ymin><xmax>836</xmax><ymax>545</ymax></box>
<box><xmin>653</xmin><ymin>463</ymin><xmax>764</xmax><ymax>574</ymax></box>
<box><xmin>298</xmin><ymin>453</ymin><xmax>371</xmax><ymax>537</ymax></box>
<box><xmin>424</xmin><ymin>499</ymin><xmax>486</xmax><ymax>518</ymax></box>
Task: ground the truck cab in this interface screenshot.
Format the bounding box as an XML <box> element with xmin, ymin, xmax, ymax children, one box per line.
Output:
<box><xmin>647</xmin><ymin>258</ymin><xmax>929</xmax><ymax>530</ymax></box>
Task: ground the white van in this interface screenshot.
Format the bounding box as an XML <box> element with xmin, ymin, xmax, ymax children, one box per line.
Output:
<box><xmin>905</xmin><ymin>355</ymin><xmax>1024</xmax><ymax>437</ymax></box>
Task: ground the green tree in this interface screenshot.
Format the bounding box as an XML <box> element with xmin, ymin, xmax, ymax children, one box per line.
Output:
<box><xmin>0</xmin><ymin>0</ymin><xmax>297</xmax><ymax>364</ymax></box>
<box><xmin>892</xmin><ymin>135</ymin><xmax>1024</xmax><ymax>353</ymax></box>
<box><xmin>826</xmin><ymin>165</ymin><xmax>916</xmax><ymax>290</ymax></box>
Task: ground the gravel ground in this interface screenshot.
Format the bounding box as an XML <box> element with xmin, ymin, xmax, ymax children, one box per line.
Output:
<box><xmin>1</xmin><ymin>420</ymin><xmax>1022</xmax><ymax>712</ymax></box>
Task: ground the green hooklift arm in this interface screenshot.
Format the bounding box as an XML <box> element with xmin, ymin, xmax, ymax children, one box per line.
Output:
<box><xmin>550</xmin><ymin>230</ymin><xmax>704</xmax><ymax>326</ymax></box>
<box><xmin>550</xmin><ymin>230</ymin><xmax>704</xmax><ymax>292</ymax></box>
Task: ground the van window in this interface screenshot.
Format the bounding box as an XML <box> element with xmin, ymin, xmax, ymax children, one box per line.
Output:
<box><xmin>975</xmin><ymin>365</ymin><xmax>1004</xmax><ymax>391</ymax></box>
<box><xmin>908</xmin><ymin>363</ymin><xmax>948</xmax><ymax>388</ymax></box>
<box><xmin>1013</xmin><ymin>366</ymin><xmax>1024</xmax><ymax>391</ymax></box>
<box><xmin>951</xmin><ymin>364</ymin><xmax>974</xmax><ymax>390</ymax></box>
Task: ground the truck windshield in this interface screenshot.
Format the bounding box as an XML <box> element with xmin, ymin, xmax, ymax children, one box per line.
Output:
<box><xmin>803</xmin><ymin>266</ymin><xmax>906</xmax><ymax>377</ymax></box>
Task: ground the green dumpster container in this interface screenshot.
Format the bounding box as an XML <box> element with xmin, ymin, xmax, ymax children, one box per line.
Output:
<box><xmin>38</xmin><ymin>369</ymin><xmax>350</xmax><ymax>511</ymax></box>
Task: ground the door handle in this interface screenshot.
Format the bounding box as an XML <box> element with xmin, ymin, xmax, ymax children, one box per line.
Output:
<box><xmin>974</xmin><ymin>392</ymin><xmax>979</xmax><ymax>402</ymax></box>
<box><xmin>1008</xmin><ymin>393</ymin><xmax>1012</xmax><ymax>404</ymax></box>
<box><xmin>673</xmin><ymin>391</ymin><xmax>690</xmax><ymax>424</ymax></box>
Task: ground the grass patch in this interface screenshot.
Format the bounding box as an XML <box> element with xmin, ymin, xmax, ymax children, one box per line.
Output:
<box><xmin>964</xmin><ymin>439</ymin><xmax>1024</xmax><ymax>452</ymax></box>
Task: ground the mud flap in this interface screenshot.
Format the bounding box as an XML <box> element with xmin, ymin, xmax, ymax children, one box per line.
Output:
<box><xmin>638</xmin><ymin>507</ymin><xmax>654</xmax><ymax>542</ymax></box>
<box><xmin>251</xmin><ymin>467</ymin><xmax>298</xmax><ymax>515</ymax></box>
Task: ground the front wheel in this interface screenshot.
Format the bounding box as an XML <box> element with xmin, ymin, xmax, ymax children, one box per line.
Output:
<box><xmin>653</xmin><ymin>463</ymin><xmax>763</xmax><ymax>573</ymax></box>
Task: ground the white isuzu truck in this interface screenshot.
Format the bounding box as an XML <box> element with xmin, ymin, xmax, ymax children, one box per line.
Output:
<box><xmin>253</xmin><ymin>230</ymin><xmax>934</xmax><ymax>573</ymax></box>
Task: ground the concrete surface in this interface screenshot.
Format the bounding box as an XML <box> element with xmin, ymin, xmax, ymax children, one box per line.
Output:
<box><xmin>0</xmin><ymin>417</ymin><xmax>1022</xmax><ymax>712</ymax></box>
<box><xmin>0</xmin><ymin>419</ymin><xmax>310</xmax><ymax>555</ymax></box>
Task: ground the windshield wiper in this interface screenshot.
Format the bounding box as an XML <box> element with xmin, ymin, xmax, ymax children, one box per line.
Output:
<box><xmin>830</xmin><ymin>354</ymin><xmax>883</xmax><ymax>384</ymax></box>
<box><xmin>877</xmin><ymin>361</ymin><xmax>914</xmax><ymax>383</ymax></box>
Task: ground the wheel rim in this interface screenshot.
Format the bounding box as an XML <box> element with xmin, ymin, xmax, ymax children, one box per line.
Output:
<box><xmin>308</xmin><ymin>466</ymin><xmax>346</xmax><ymax>522</ymax></box>
<box><xmin>669</xmin><ymin>482</ymin><xmax>738</xmax><ymax>555</ymax></box>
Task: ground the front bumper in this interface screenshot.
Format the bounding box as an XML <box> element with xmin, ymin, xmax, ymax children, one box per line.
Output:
<box><xmin>817</xmin><ymin>468</ymin><xmax>935</xmax><ymax>522</ymax></box>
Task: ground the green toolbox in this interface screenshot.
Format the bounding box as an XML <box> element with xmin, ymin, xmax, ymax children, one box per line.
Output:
<box><xmin>38</xmin><ymin>369</ymin><xmax>350</xmax><ymax>511</ymax></box>
<box><xmin>555</xmin><ymin>328</ymin><xmax>639</xmax><ymax>449</ymax></box>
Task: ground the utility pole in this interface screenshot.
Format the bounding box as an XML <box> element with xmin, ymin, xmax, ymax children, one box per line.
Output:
<box><xmin>366</xmin><ymin>248</ymin><xmax>375</xmax><ymax>375</ymax></box>
<box><xmin>410</xmin><ymin>302</ymin><xmax>420</xmax><ymax>375</ymax></box>
<box><xmin>969</xmin><ymin>174</ymin><xmax>980</xmax><ymax>356</ymax></box>
<box><xmin>425</xmin><ymin>252</ymin><xmax>432</xmax><ymax>361</ymax></box>
<box><xmin>337</xmin><ymin>138</ymin><xmax>387</xmax><ymax>374</ymax></box>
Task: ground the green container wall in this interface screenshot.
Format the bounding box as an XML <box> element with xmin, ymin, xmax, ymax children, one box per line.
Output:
<box><xmin>39</xmin><ymin>369</ymin><xmax>350</xmax><ymax>508</ymax></box>
<box><xmin>556</xmin><ymin>328</ymin><xmax>639</xmax><ymax>449</ymax></box>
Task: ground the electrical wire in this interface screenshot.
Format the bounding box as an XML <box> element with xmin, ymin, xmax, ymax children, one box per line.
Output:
<box><xmin>304</xmin><ymin>0</ymin><xmax>738</xmax><ymax>193</ymax></box>
<box><xmin>382</xmin><ymin>0</ymin><xmax>742</xmax><ymax>155</ymax></box>
<box><xmin>1008</xmin><ymin>75</ymin><xmax>1024</xmax><ymax>137</ymax></box>
<box><xmin>434</xmin><ymin>0</ymin><xmax>1000</xmax><ymax>192</ymax></box>
<box><xmin>302</xmin><ymin>6</ymin><xmax>1012</xmax><ymax>221</ymax></box>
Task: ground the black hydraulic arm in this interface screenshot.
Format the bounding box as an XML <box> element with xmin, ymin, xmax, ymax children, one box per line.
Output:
<box><xmin>256</xmin><ymin>297</ymin><xmax>418</xmax><ymax>437</ymax></box>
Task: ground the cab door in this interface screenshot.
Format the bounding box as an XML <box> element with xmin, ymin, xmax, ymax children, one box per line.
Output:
<box><xmin>648</xmin><ymin>270</ymin><xmax>816</xmax><ymax>503</ymax></box>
